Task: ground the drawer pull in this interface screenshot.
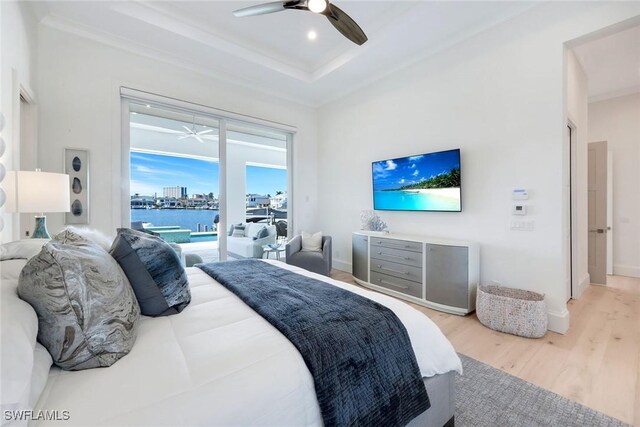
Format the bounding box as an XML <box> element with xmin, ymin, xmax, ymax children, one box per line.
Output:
<box><xmin>376</xmin><ymin>265</ymin><xmax>410</xmax><ymax>275</ymax></box>
<box><xmin>377</xmin><ymin>251</ymin><xmax>412</xmax><ymax>261</ymax></box>
<box><xmin>376</xmin><ymin>278</ymin><xmax>409</xmax><ymax>290</ymax></box>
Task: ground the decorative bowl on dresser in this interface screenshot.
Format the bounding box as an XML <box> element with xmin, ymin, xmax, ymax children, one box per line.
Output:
<box><xmin>352</xmin><ymin>231</ymin><xmax>480</xmax><ymax>315</ymax></box>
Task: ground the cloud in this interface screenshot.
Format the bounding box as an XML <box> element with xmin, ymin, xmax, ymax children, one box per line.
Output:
<box><xmin>385</xmin><ymin>160</ymin><xmax>397</xmax><ymax>170</ymax></box>
<box><xmin>399</xmin><ymin>179</ymin><xmax>405</xmax><ymax>184</ymax></box>
<box><xmin>373</xmin><ymin>162</ymin><xmax>389</xmax><ymax>179</ymax></box>
<box><xmin>130</xmin><ymin>180</ymin><xmax>161</xmax><ymax>196</ymax></box>
<box><xmin>410</xmin><ymin>164</ymin><xmax>416</xmax><ymax>169</ymax></box>
<box><xmin>412</xmin><ymin>170</ymin><xmax>419</xmax><ymax>177</ymax></box>
<box><xmin>408</xmin><ymin>155</ymin><xmax>423</xmax><ymax>162</ymax></box>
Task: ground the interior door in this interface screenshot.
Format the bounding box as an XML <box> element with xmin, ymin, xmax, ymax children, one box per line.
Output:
<box><xmin>588</xmin><ymin>141</ymin><xmax>608</xmax><ymax>285</ymax></box>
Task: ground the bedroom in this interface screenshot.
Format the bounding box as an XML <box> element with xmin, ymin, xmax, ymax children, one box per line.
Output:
<box><xmin>1</xmin><ymin>1</ymin><xmax>639</xmax><ymax>426</ymax></box>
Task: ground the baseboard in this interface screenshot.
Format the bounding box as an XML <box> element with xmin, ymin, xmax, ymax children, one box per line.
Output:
<box><xmin>333</xmin><ymin>258</ymin><xmax>352</xmax><ymax>273</ymax></box>
<box><xmin>547</xmin><ymin>309</ymin><xmax>570</xmax><ymax>334</ymax></box>
<box><xmin>613</xmin><ymin>264</ymin><xmax>640</xmax><ymax>278</ymax></box>
<box><xmin>572</xmin><ymin>274</ymin><xmax>590</xmax><ymax>299</ymax></box>
<box><xmin>334</xmin><ymin>256</ymin><xmax>571</xmax><ymax>334</ymax></box>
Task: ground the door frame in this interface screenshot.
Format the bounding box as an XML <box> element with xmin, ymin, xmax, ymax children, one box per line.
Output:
<box><xmin>567</xmin><ymin>120</ymin><xmax>579</xmax><ymax>300</ymax></box>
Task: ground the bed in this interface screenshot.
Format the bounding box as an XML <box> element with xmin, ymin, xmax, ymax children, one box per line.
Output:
<box><xmin>1</xmin><ymin>252</ymin><xmax>461</xmax><ymax>427</ymax></box>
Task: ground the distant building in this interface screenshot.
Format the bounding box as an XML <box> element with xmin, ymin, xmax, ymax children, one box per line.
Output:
<box><xmin>155</xmin><ymin>197</ymin><xmax>181</xmax><ymax>209</ymax></box>
<box><xmin>131</xmin><ymin>196</ymin><xmax>154</xmax><ymax>209</ymax></box>
<box><xmin>163</xmin><ymin>186</ymin><xmax>187</xmax><ymax>199</ymax></box>
<box><xmin>270</xmin><ymin>192</ymin><xmax>287</xmax><ymax>209</ymax></box>
<box><xmin>246</xmin><ymin>194</ymin><xmax>271</xmax><ymax>208</ymax></box>
<box><xmin>186</xmin><ymin>196</ymin><xmax>208</xmax><ymax>208</ymax></box>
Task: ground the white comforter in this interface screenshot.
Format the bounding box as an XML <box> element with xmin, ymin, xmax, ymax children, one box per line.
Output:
<box><xmin>33</xmin><ymin>261</ymin><xmax>461</xmax><ymax>427</ymax></box>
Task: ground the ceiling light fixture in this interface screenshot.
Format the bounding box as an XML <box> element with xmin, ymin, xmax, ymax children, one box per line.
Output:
<box><xmin>307</xmin><ymin>0</ymin><xmax>327</xmax><ymax>14</ymax></box>
<box><xmin>307</xmin><ymin>30</ymin><xmax>317</xmax><ymax>41</ymax></box>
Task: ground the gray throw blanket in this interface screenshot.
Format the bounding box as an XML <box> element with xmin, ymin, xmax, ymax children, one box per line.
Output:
<box><xmin>198</xmin><ymin>260</ymin><xmax>430</xmax><ymax>427</ymax></box>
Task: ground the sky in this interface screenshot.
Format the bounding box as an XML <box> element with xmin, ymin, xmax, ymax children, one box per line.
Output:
<box><xmin>130</xmin><ymin>152</ymin><xmax>287</xmax><ymax>197</ymax></box>
<box><xmin>372</xmin><ymin>149</ymin><xmax>461</xmax><ymax>191</ymax></box>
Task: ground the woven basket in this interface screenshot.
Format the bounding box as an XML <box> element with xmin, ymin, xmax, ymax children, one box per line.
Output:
<box><xmin>476</xmin><ymin>285</ymin><xmax>547</xmax><ymax>338</ymax></box>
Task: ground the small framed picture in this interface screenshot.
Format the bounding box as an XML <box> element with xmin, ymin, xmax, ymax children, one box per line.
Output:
<box><xmin>64</xmin><ymin>148</ymin><xmax>89</xmax><ymax>224</ymax></box>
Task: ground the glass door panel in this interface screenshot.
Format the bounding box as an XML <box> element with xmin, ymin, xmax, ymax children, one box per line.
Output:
<box><xmin>225</xmin><ymin>122</ymin><xmax>289</xmax><ymax>260</ymax></box>
<box><xmin>128</xmin><ymin>103</ymin><xmax>221</xmax><ymax>263</ymax></box>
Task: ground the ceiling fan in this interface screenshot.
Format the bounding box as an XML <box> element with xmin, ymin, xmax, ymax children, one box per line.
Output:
<box><xmin>233</xmin><ymin>0</ymin><xmax>368</xmax><ymax>46</ymax></box>
<box><xmin>179</xmin><ymin>117</ymin><xmax>213</xmax><ymax>143</ymax></box>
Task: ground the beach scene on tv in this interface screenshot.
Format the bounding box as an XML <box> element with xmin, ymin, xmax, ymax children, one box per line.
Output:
<box><xmin>372</xmin><ymin>149</ymin><xmax>461</xmax><ymax>212</ymax></box>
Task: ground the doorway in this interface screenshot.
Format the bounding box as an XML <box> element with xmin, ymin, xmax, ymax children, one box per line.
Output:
<box><xmin>587</xmin><ymin>141</ymin><xmax>608</xmax><ymax>285</ymax></box>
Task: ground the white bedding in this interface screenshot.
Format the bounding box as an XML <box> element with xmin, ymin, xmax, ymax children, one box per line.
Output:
<box><xmin>32</xmin><ymin>261</ymin><xmax>461</xmax><ymax>427</ymax></box>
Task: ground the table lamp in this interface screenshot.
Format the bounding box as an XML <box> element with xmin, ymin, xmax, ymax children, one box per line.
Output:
<box><xmin>4</xmin><ymin>169</ymin><xmax>71</xmax><ymax>238</ymax></box>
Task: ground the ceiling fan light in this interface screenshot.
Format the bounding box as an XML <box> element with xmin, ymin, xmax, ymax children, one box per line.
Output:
<box><xmin>308</xmin><ymin>0</ymin><xmax>327</xmax><ymax>14</ymax></box>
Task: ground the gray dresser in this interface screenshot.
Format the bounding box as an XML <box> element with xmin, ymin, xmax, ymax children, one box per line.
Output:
<box><xmin>352</xmin><ymin>232</ymin><xmax>479</xmax><ymax>315</ymax></box>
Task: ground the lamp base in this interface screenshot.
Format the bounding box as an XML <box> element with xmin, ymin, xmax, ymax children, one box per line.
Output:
<box><xmin>32</xmin><ymin>216</ymin><xmax>51</xmax><ymax>239</ymax></box>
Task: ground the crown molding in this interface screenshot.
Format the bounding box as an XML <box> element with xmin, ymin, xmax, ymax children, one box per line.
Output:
<box><xmin>110</xmin><ymin>1</ymin><xmax>314</xmax><ymax>82</ymax></box>
<box><xmin>588</xmin><ymin>84</ymin><xmax>640</xmax><ymax>104</ymax></box>
<box><xmin>40</xmin><ymin>14</ymin><xmax>318</xmax><ymax>108</ymax></box>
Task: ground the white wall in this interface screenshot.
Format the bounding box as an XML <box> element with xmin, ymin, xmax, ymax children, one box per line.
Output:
<box><xmin>36</xmin><ymin>25</ymin><xmax>318</xmax><ymax>240</ymax></box>
<box><xmin>0</xmin><ymin>1</ymin><xmax>39</xmax><ymax>243</ymax></box>
<box><xmin>317</xmin><ymin>2</ymin><xmax>640</xmax><ymax>333</ymax></box>
<box><xmin>566</xmin><ymin>49</ymin><xmax>589</xmax><ymax>297</ymax></box>
<box><xmin>588</xmin><ymin>93</ymin><xmax>640</xmax><ymax>278</ymax></box>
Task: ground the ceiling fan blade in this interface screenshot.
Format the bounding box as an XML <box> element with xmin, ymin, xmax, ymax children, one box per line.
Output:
<box><xmin>233</xmin><ymin>1</ymin><xmax>287</xmax><ymax>17</ymax></box>
<box><xmin>324</xmin><ymin>3</ymin><xmax>368</xmax><ymax>46</ymax></box>
<box><xmin>198</xmin><ymin>129</ymin><xmax>214</xmax><ymax>135</ymax></box>
<box><xmin>195</xmin><ymin>135</ymin><xmax>205</xmax><ymax>143</ymax></box>
<box><xmin>181</xmin><ymin>125</ymin><xmax>192</xmax><ymax>133</ymax></box>
<box><xmin>178</xmin><ymin>135</ymin><xmax>189</xmax><ymax>140</ymax></box>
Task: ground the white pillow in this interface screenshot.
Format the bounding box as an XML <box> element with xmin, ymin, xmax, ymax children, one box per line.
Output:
<box><xmin>246</xmin><ymin>223</ymin><xmax>267</xmax><ymax>240</ymax></box>
<box><xmin>0</xmin><ymin>239</ymin><xmax>49</xmax><ymax>262</ymax></box>
<box><xmin>245</xmin><ymin>223</ymin><xmax>261</xmax><ymax>238</ymax></box>
<box><xmin>301</xmin><ymin>231</ymin><xmax>323</xmax><ymax>252</ymax></box>
<box><xmin>0</xmin><ymin>273</ymin><xmax>52</xmax><ymax>415</ymax></box>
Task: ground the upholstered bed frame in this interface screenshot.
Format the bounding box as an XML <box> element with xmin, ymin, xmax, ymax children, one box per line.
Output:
<box><xmin>410</xmin><ymin>372</ymin><xmax>456</xmax><ymax>427</ymax></box>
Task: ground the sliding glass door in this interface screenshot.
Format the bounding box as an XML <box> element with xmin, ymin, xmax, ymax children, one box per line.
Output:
<box><xmin>121</xmin><ymin>90</ymin><xmax>294</xmax><ymax>263</ymax></box>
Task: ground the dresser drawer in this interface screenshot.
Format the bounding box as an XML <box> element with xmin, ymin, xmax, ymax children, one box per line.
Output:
<box><xmin>370</xmin><ymin>271</ymin><xmax>422</xmax><ymax>298</ymax></box>
<box><xmin>370</xmin><ymin>258</ymin><xmax>422</xmax><ymax>283</ymax></box>
<box><xmin>370</xmin><ymin>237</ymin><xmax>423</xmax><ymax>253</ymax></box>
<box><xmin>370</xmin><ymin>246</ymin><xmax>422</xmax><ymax>268</ymax></box>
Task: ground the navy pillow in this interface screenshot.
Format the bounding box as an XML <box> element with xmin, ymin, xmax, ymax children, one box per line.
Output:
<box><xmin>254</xmin><ymin>226</ymin><xmax>269</xmax><ymax>240</ymax></box>
<box><xmin>110</xmin><ymin>228</ymin><xmax>190</xmax><ymax>317</ymax></box>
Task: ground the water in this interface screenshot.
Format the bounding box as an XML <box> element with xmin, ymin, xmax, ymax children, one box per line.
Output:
<box><xmin>373</xmin><ymin>190</ymin><xmax>461</xmax><ymax>212</ymax></box>
<box><xmin>131</xmin><ymin>209</ymin><xmax>220</xmax><ymax>231</ymax></box>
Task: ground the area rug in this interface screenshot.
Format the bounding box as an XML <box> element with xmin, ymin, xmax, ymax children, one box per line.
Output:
<box><xmin>456</xmin><ymin>354</ymin><xmax>629</xmax><ymax>427</ymax></box>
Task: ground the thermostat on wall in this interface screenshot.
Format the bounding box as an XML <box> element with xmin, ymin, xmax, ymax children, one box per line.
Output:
<box><xmin>512</xmin><ymin>188</ymin><xmax>529</xmax><ymax>200</ymax></box>
<box><xmin>512</xmin><ymin>204</ymin><xmax>527</xmax><ymax>215</ymax></box>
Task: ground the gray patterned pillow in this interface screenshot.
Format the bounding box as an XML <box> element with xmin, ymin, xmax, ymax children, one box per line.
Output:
<box><xmin>110</xmin><ymin>228</ymin><xmax>191</xmax><ymax>317</ymax></box>
<box><xmin>17</xmin><ymin>230</ymin><xmax>140</xmax><ymax>371</ymax></box>
<box><xmin>231</xmin><ymin>224</ymin><xmax>246</xmax><ymax>238</ymax></box>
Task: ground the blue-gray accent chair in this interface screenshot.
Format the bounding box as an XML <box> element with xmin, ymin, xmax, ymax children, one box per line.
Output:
<box><xmin>285</xmin><ymin>235</ymin><xmax>332</xmax><ymax>276</ymax></box>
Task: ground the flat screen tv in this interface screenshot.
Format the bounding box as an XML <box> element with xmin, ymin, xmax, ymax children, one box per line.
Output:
<box><xmin>372</xmin><ymin>149</ymin><xmax>461</xmax><ymax>212</ymax></box>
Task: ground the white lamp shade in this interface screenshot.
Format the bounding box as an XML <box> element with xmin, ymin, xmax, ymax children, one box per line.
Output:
<box><xmin>4</xmin><ymin>171</ymin><xmax>71</xmax><ymax>213</ymax></box>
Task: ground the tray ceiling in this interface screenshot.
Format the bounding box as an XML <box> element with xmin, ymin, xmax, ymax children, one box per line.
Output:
<box><xmin>30</xmin><ymin>1</ymin><xmax>537</xmax><ymax>106</ymax></box>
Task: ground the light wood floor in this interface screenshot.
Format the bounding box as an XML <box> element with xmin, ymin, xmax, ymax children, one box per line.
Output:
<box><xmin>330</xmin><ymin>271</ymin><xmax>640</xmax><ymax>426</ymax></box>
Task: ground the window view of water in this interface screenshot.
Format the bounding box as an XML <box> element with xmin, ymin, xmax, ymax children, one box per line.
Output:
<box><xmin>131</xmin><ymin>209</ymin><xmax>220</xmax><ymax>232</ymax></box>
